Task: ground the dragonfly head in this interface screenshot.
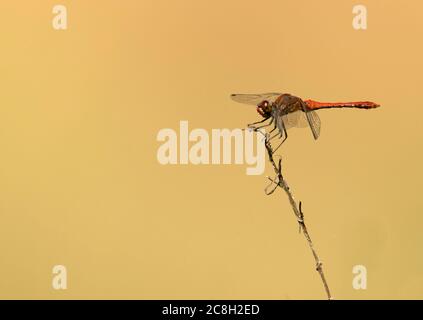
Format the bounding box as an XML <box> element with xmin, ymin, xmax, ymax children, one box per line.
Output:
<box><xmin>257</xmin><ymin>100</ymin><xmax>272</xmax><ymax>118</ymax></box>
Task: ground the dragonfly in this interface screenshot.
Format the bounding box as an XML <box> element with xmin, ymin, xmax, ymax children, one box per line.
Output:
<box><xmin>230</xmin><ymin>93</ymin><xmax>380</xmax><ymax>153</ymax></box>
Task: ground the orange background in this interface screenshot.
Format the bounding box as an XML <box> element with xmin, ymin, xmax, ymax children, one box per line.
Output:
<box><xmin>0</xmin><ymin>0</ymin><xmax>422</xmax><ymax>299</ymax></box>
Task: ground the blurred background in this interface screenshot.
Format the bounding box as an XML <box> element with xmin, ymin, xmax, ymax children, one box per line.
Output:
<box><xmin>0</xmin><ymin>0</ymin><xmax>422</xmax><ymax>299</ymax></box>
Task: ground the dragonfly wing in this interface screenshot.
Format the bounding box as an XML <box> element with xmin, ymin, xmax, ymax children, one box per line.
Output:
<box><xmin>280</xmin><ymin>111</ymin><xmax>309</xmax><ymax>129</ymax></box>
<box><xmin>305</xmin><ymin>110</ymin><xmax>321</xmax><ymax>140</ymax></box>
<box><xmin>230</xmin><ymin>93</ymin><xmax>282</xmax><ymax>105</ymax></box>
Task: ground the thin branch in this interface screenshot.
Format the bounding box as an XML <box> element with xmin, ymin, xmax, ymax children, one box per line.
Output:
<box><xmin>256</xmin><ymin>129</ymin><xmax>332</xmax><ymax>300</ymax></box>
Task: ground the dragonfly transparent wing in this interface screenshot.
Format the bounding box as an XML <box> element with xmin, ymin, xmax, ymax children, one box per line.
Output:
<box><xmin>278</xmin><ymin>110</ymin><xmax>321</xmax><ymax>139</ymax></box>
<box><xmin>230</xmin><ymin>93</ymin><xmax>282</xmax><ymax>105</ymax></box>
<box><xmin>305</xmin><ymin>110</ymin><xmax>321</xmax><ymax>140</ymax></box>
<box><xmin>280</xmin><ymin>110</ymin><xmax>309</xmax><ymax>129</ymax></box>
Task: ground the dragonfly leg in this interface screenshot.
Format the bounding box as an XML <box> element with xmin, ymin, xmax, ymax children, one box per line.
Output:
<box><xmin>271</xmin><ymin>124</ymin><xmax>288</xmax><ymax>154</ymax></box>
<box><xmin>268</xmin><ymin>131</ymin><xmax>280</xmax><ymax>142</ymax></box>
<box><xmin>248</xmin><ymin>116</ymin><xmax>270</xmax><ymax>128</ymax></box>
<box><xmin>254</xmin><ymin>116</ymin><xmax>274</xmax><ymax>130</ymax></box>
<box><xmin>272</xmin><ymin>136</ymin><xmax>287</xmax><ymax>154</ymax></box>
<box><xmin>268</xmin><ymin>120</ymin><xmax>277</xmax><ymax>134</ymax></box>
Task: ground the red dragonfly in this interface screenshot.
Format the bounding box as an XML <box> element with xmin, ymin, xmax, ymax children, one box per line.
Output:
<box><xmin>230</xmin><ymin>93</ymin><xmax>380</xmax><ymax>152</ymax></box>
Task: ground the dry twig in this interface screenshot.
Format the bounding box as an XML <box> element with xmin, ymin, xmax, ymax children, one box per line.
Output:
<box><xmin>255</xmin><ymin>129</ymin><xmax>332</xmax><ymax>300</ymax></box>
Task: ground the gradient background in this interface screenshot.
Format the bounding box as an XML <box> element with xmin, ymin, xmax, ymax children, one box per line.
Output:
<box><xmin>0</xmin><ymin>0</ymin><xmax>422</xmax><ymax>299</ymax></box>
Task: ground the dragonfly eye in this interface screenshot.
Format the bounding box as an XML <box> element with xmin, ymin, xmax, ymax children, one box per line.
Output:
<box><xmin>257</xmin><ymin>100</ymin><xmax>270</xmax><ymax>117</ymax></box>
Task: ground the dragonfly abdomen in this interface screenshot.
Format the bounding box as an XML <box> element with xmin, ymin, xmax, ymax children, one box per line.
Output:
<box><xmin>304</xmin><ymin>99</ymin><xmax>380</xmax><ymax>110</ymax></box>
